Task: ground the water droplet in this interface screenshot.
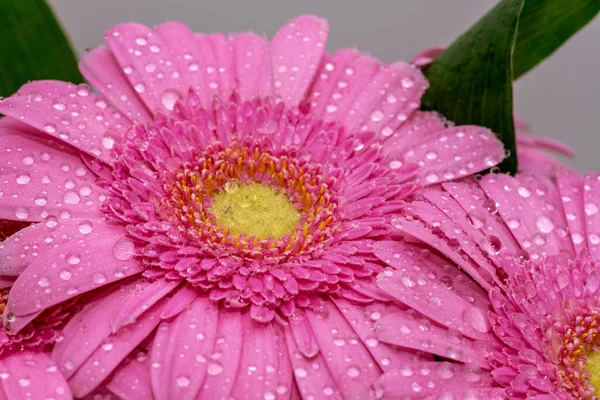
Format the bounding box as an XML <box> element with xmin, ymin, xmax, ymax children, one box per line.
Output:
<box><xmin>93</xmin><ymin>272</ymin><xmax>107</xmax><ymax>284</ymax></box>
<box><xmin>135</xmin><ymin>36</ymin><xmax>148</xmax><ymax>46</ymax></box>
<box><xmin>346</xmin><ymin>366</ymin><xmax>360</xmax><ymax>378</ymax></box>
<box><xmin>44</xmin><ymin>123</ymin><xmax>57</xmax><ymax>134</ymax></box>
<box><xmin>113</xmin><ymin>238</ymin><xmax>135</xmax><ymax>260</ymax></box>
<box><xmin>66</xmin><ymin>253</ymin><xmax>81</xmax><ymax>265</ymax></box>
<box><xmin>63</xmin><ymin>190</ymin><xmax>81</xmax><ymax>205</ymax></box>
<box><xmin>401</xmin><ymin>77</ymin><xmax>414</xmax><ymax>88</ymax></box>
<box><xmin>60</xmin><ymin>270</ymin><xmax>72</xmax><ymax>281</ymax></box>
<box><xmin>370</xmin><ymin>110</ymin><xmax>384</xmax><ymax>122</ymax></box>
<box><xmin>517</xmin><ymin>186</ymin><xmax>531</xmax><ymax>198</ymax></box>
<box><xmin>585</xmin><ymin>202</ymin><xmax>599</xmax><ymax>216</ymax></box>
<box><xmin>38</xmin><ymin>277</ymin><xmax>50</xmax><ymax>287</ymax></box>
<box><xmin>101</xmin><ymin>131</ymin><xmax>120</xmax><ymax>150</ymax></box>
<box><xmin>176</xmin><ymin>375</ymin><xmax>190</xmax><ymax>387</ymax></box>
<box><xmin>16</xmin><ymin>173</ymin><xmax>31</xmax><ymax>185</ymax></box>
<box><xmin>18</xmin><ymin>377</ymin><xmax>30</xmax><ymax>387</ymax></box>
<box><xmin>161</xmin><ymin>90</ymin><xmax>181</xmax><ymax>111</ymax></box>
<box><xmin>15</xmin><ymin>207</ymin><xmax>29</xmax><ymax>220</ymax></box>
<box><xmin>207</xmin><ymin>362</ymin><xmax>223</xmax><ymax>376</ymax></box>
<box><xmin>536</xmin><ymin>215</ymin><xmax>554</xmax><ymax>234</ymax></box>
<box><xmin>78</xmin><ymin>221</ymin><xmax>93</xmax><ymax>234</ymax></box>
<box><xmin>134</xmin><ymin>83</ymin><xmax>146</xmax><ymax>93</ymax></box>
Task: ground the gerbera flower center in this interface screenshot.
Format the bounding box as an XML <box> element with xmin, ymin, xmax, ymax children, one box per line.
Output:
<box><xmin>210</xmin><ymin>181</ymin><xmax>300</xmax><ymax>240</ymax></box>
<box><xmin>558</xmin><ymin>313</ymin><xmax>600</xmax><ymax>398</ymax></box>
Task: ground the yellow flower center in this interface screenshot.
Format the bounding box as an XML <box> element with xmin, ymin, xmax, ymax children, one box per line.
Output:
<box><xmin>210</xmin><ymin>181</ymin><xmax>300</xmax><ymax>240</ymax></box>
<box><xmin>585</xmin><ymin>350</ymin><xmax>600</xmax><ymax>397</ymax></box>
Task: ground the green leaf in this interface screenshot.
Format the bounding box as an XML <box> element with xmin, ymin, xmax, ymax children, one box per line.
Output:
<box><xmin>513</xmin><ymin>0</ymin><xmax>600</xmax><ymax>79</ymax></box>
<box><xmin>0</xmin><ymin>0</ymin><xmax>82</xmax><ymax>98</ymax></box>
<box><xmin>421</xmin><ymin>0</ymin><xmax>524</xmax><ymax>174</ymax></box>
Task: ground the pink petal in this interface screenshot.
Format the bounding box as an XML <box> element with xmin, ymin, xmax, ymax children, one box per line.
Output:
<box><xmin>106</xmin><ymin>353</ymin><xmax>153</xmax><ymax>400</ymax></box>
<box><xmin>0</xmin><ymin>80</ymin><xmax>130</xmax><ymax>164</ymax></box>
<box><xmin>150</xmin><ymin>296</ymin><xmax>218</xmax><ymax>400</ymax></box>
<box><xmin>374</xmin><ymin>361</ymin><xmax>496</xmax><ymax>398</ymax></box>
<box><xmin>0</xmin><ymin>217</ymin><xmax>108</xmax><ymax>276</ymax></box>
<box><xmin>556</xmin><ymin>170</ymin><xmax>587</xmax><ymax>253</ymax></box>
<box><xmin>405</xmin><ymin>126</ymin><xmax>504</xmax><ymax>186</ymax></box>
<box><xmin>403</xmin><ymin>200</ymin><xmax>498</xmax><ymax>282</ymax></box>
<box><xmin>7</xmin><ymin>233</ymin><xmax>144</xmax><ymax>317</ymax></box>
<box><xmin>479</xmin><ymin>173</ymin><xmax>573</xmax><ymax>259</ymax></box>
<box><xmin>105</xmin><ymin>23</ymin><xmax>184</xmax><ymax>112</ymax></box>
<box><xmin>68</xmin><ymin>299</ymin><xmax>167</xmax><ymax>398</ymax></box>
<box><xmin>79</xmin><ymin>45</ymin><xmax>152</xmax><ymax>123</ymax></box>
<box><xmin>317</xmin><ymin>52</ymin><xmax>380</xmax><ymax>127</ymax></box>
<box><xmin>392</xmin><ymin>212</ymin><xmax>494</xmax><ymax>290</ymax></box>
<box><xmin>380</xmin><ymin>110</ymin><xmax>446</xmax><ymax>158</ymax></box>
<box><xmin>583</xmin><ymin>173</ymin><xmax>600</xmax><ymax>258</ymax></box>
<box><xmin>343</xmin><ymin>62</ymin><xmax>426</xmax><ymax>139</ymax></box>
<box><xmin>196</xmin><ymin>310</ymin><xmax>242</xmax><ymax>400</ymax></box>
<box><xmin>306</xmin><ymin>301</ymin><xmax>381</xmax><ymax>398</ymax></box>
<box><xmin>0</xmin><ymin>352</ymin><xmax>72</xmax><ymax>400</ymax></box>
<box><xmin>375</xmin><ymin>311</ymin><xmax>491</xmax><ymax>368</ymax></box>
<box><xmin>284</xmin><ymin>327</ymin><xmax>343</xmax><ymax>400</ymax></box>
<box><xmin>332</xmin><ymin>298</ymin><xmax>427</xmax><ymax>371</ymax></box>
<box><xmin>411</xmin><ymin>46</ymin><xmax>445</xmax><ymax>68</ymax></box>
<box><xmin>52</xmin><ymin>280</ymin><xmax>144</xmax><ymax>379</ymax></box>
<box><xmin>230</xmin><ymin>315</ymin><xmax>281</xmax><ymax>399</ymax></box>
<box><xmin>442</xmin><ymin>181</ymin><xmax>521</xmax><ymax>273</ymax></box>
<box><xmin>233</xmin><ymin>32</ymin><xmax>273</xmax><ymax>100</ymax></box>
<box><xmin>270</xmin><ymin>15</ymin><xmax>328</xmax><ymax>107</ymax></box>
<box><xmin>112</xmin><ymin>279</ymin><xmax>181</xmax><ymax>332</ymax></box>
<box><xmin>160</xmin><ymin>284</ymin><xmax>198</xmax><ymax>320</ymax></box>
<box><xmin>376</xmin><ymin>258</ymin><xmax>495</xmax><ymax>341</ymax></box>
<box><xmin>288</xmin><ymin>308</ymin><xmax>320</xmax><ymax>358</ymax></box>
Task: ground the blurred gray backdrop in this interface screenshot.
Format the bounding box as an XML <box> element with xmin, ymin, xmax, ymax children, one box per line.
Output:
<box><xmin>49</xmin><ymin>0</ymin><xmax>599</xmax><ymax>172</ymax></box>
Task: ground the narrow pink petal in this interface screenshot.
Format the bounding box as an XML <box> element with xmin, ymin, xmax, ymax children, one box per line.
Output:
<box><xmin>52</xmin><ymin>280</ymin><xmax>143</xmax><ymax>379</ymax></box>
<box><xmin>150</xmin><ymin>296</ymin><xmax>218</xmax><ymax>400</ymax></box>
<box><xmin>0</xmin><ymin>352</ymin><xmax>72</xmax><ymax>400</ymax></box>
<box><xmin>284</xmin><ymin>327</ymin><xmax>343</xmax><ymax>400</ymax></box>
<box><xmin>393</xmin><ymin>209</ymin><xmax>494</xmax><ymax>290</ymax></box>
<box><xmin>105</xmin><ymin>23</ymin><xmax>184</xmax><ymax>112</ymax></box>
<box><xmin>0</xmin><ymin>116</ymin><xmax>48</xmax><ymax>140</ymax></box>
<box><xmin>442</xmin><ymin>181</ymin><xmax>522</xmax><ymax>273</ymax></box>
<box><xmin>583</xmin><ymin>173</ymin><xmax>600</xmax><ymax>258</ymax></box>
<box><xmin>0</xmin><ymin>218</ymin><xmax>115</xmax><ymax>277</ymax></box>
<box><xmin>2</xmin><ymin>311</ymin><xmax>40</xmax><ymax>334</ymax></box>
<box><xmin>68</xmin><ymin>299</ymin><xmax>166</xmax><ymax>398</ymax></box>
<box><xmin>7</xmin><ymin>233</ymin><xmax>144</xmax><ymax>316</ymax></box>
<box><xmin>411</xmin><ymin>46</ymin><xmax>445</xmax><ymax>68</ymax></box>
<box><xmin>376</xmin><ymin>256</ymin><xmax>495</xmax><ymax>341</ymax></box>
<box><xmin>0</xmin><ymin>80</ymin><xmax>130</xmax><ymax>164</ymax></box>
<box><xmin>556</xmin><ymin>170</ymin><xmax>587</xmax><ymax>253</ymax></box>
<box><xmin>374</xmin><ymin>361</ymin><xmax>496</xmax><ymax>398</ymax></box>
<box><xmin>160</xmin><ymin>284</ymin><xmax>198</xmax><ymax>320</ymax></box>
<box><xmin>405</xmin><ymin>126</ymin><xmax>504</xmax><ymax>186</ymax></box>
<box><xmin>233</xmin><ymin>32</ymin><xmax>273</xmax><ymax>100</ymax></box>
<box><xmin>270</xmin><ymin>15</ymin><xmax>328</xmax><ymax>107</ymax></box>
<box><xmin>306</xmin><ymin>301</ymin><xmax>381</xmax><ymax>398</ymax></box>
<box><xmin>106</xmin><ymin>353</ymin><xmax>153</xmax><ymax>400</ymax></box>
<box><xmin>332</xmin><ymin>298</ymin><xmax>428</xmax><ymax>371</ymax></box>
<box><xmin>230</xmin><ymin>316</ymin><xmax>281</xmax><ymax>399</ymax></box>
<box><xmin>205</xmin><ymin>33</ymin><xmax>235</xmax><ymax>99</ymax></box>
<box><xmin>79</xmin><ymin>45</ymin><xmax>152</xmax><ymax>123</ymax></box>
<box><xmin>196</xmin><ymin>310</ymin><xmax>242</xmax><ymax>400</ymax></box>
<box><xmin>375</xmin><ymin>311</ymin><xmax>491</xmax><ymax>368</ymax></box>
<box><xmin>479</xmin><ymin>173</ymin><xmax>573</xmax><ymax>259</ymax></box>
<box><xmin>112</xmin><ymin>279</ymin><xmax>181</xmax><ymax>332</ymax></box>
<box><xmin>344</xmin><ymin>62</ymin><xmax>426</xmax><ymax>139</ymax></box>
<box><xmin>273</xmin><ymin>324</ymin><xmax>293</xmax><ymax>400</ymax></box>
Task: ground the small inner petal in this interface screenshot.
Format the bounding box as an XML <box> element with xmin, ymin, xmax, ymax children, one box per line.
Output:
<box><xmin>210</xmin><ymin>181</ymin><xmax>300</xmax><ymax>240</ymax></box>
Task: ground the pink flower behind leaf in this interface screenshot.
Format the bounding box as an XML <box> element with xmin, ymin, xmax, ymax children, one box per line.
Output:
<box><xmin>0</xmin><ymin>15</ymin><xmax>505</xmax><ymax>399</ymax></box>
<box><xmin>373</xmin><ymin>170</ymin><xmax>600</xmax><ymax>398</ymax></box>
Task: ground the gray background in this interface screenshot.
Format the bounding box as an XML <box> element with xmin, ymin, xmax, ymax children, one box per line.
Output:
<box><xmin>49</xmin><ymin>0</ymin><xmax>599</xmax><ymax>172</ymax></box>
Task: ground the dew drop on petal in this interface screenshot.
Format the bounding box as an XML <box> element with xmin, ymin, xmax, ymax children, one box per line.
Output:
<box><xmin>585</xmin><ymin>202</ymin><xmax>599</xmax><ymax>216</ymax></box>
<box><xmin>535</xmin><ymin>216</ymin><xmax>554</xmax><ymax>234</ymax></box>
<box><xmin>161</xmin><ymin>90</ymin><xmax>181</xmax><ymax>111</ymax></box>
<box><xmin>113</xmin><ymin>237</ymin><xmax>135</xmax><ymax>260</ymax></box>
<box><xmin>207</xmin><ymin>362</ymin><xmax>224</xmax><ymax>376</ymax></box>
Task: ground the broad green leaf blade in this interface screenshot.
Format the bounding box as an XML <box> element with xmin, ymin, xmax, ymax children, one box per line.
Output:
<box><xmin>0</xmin><ymin>0</ymin><xmax>82</xmax><ymax>98</ymax></box>
<box><xmin>421</xmin><ymin>0</ymin><xmax>524</xmax><ymax>174</ymax></box>
<box><xmin>514</xmin><ymin>0</ymin><xmax>600</xmax><ymax>79</ymax></box>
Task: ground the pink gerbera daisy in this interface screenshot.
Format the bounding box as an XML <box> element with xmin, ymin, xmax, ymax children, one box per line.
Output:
<box><xmin>0</xmin><ymin>221</ymin><xmax>73</xmax><ymax>399</ymax></box>
<box><xmin>372</xmin><ymin>169</ymin><xmax>600</xmax><ymax>399</ymax></box>
<box><xmin>0</xmin><ymin>15</ymin><xmax>505</xmax><ymax>399</ymax></box>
